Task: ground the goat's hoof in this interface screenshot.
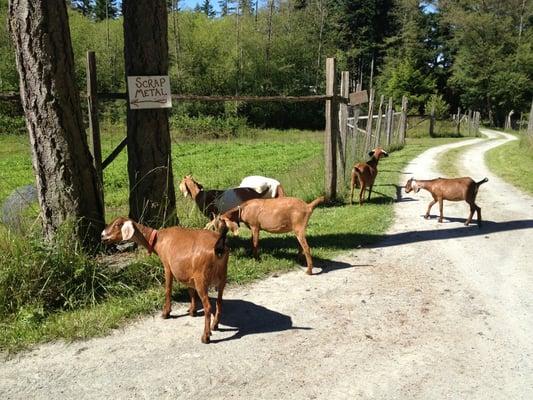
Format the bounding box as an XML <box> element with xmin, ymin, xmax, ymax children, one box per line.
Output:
<box><xmin>201</xmin><ymin>335</ymin><xmax>210</xmax><ymax>344</ymax></box>
<box><xmin>438</xmin><ymin>219</ymin><xmax>443</xmax><ymax>223</ymax></box>
<box><xmin>161</xmin><ymin>311</ymin><xmax>170</xmax><ymax>319</ymax></box>
<box><xmin>188</xmin><ymin>309</ymin><xmax>197</xmax><ymax>317</ymax></box>
<box><xmin>211</xmin><ymin>323</ymin><xmax>219</xmax><ymax>331</ymax></box>
<box><xmin>306</xmin><ymin>268</ymin><xmax>313</xmax><ymax>275</ymax></box>
<box><xmin>424</xmin><ymin>215</ymin><xmax>430</xmax><ymax>219</ymax></box>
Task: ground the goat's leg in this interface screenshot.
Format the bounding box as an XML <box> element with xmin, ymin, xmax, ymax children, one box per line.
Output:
<box><xmin>187</xmin><ymin>287</ymin><xmax>197</xmax><ymax>317</ymax></box>
<box><xmin>197</xmin><ymin>285</ymin><xmax>212</xmax><ymax>344</ymax></box>
<box><xmin>211</xmin><ymin>282</ymin><xmax>225</xmax><ymax>331</ymax></box>
<box><xmin>476</xmin><ymin>205</ymin><xmax>482</xmax><ymax>227</ymax></box>
<box><xmin>438</xmin><ymin>198</ymin><xmax>444</xmax><ymax>223</ymax></box>
<box><xmin>350</xmin><ymin>173</ymin><xmax>356</xmax><ymax>205</ymax></box>
<box><xmin>359</xmin><ymin>184</ymin><xmax>366</xmax><ymax>206</ymax></box>
<box><xmin>425</xmin><ymin>198</ymin><xmax>437</xmax><ymax>219</ymax></box>
<box><xmin>367</xmin><ymin>185</ymin><xmax>373</xmax><ymax>201</ymax></box>
<box><xmin>295</xmin><ymin>230</ymin><xmax>314</xmax><ymax>275</ymax></box>
<box><xmin>161</xmin><ymin>265</ymin><xmax>173</xmax><ymax>319</ymax></box>
<box><xmin>465</xmin><ymin>201</ymin><xmax>476</xmax><ymax>226</ymax></box>
<box><xmin>251</xmin><ymin>227</ymin><xmax>260</xmax><ymax>259</ymax></box>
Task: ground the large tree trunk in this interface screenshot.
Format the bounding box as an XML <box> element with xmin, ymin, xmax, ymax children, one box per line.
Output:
<box><xmin>123</xmin><ymin>0</ymin><xmax>177</xmax><ymax>227</ymax></box>
<box><xmin>8</xmin><ymin>0</ymin><xmax>105</xmax><ymax>246</ymax></box>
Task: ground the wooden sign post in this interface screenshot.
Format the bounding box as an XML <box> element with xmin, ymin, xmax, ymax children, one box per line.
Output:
<box><xmin>127</xmin><ymin>75</ymin><xmax>172</xmax><ymax>109</ymax></box>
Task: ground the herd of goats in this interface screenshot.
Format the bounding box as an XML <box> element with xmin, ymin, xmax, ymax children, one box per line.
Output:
<box><xmin>100</xmin><ymin>147</ymin><xmax>488</xmax><ymax>343</ymax></box>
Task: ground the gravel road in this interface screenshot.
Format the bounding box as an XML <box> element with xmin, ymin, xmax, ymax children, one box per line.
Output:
<box><xmin>1</xmin><ymin>128</ymin><xmax>532</xmax><ymax>399</ymax></box>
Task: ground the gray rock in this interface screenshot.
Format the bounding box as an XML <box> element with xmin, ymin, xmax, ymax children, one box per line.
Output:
<box><xmin>1</xmin><ymin>184</ymin><xmax>38</xmax><ymax>230</ymax></box>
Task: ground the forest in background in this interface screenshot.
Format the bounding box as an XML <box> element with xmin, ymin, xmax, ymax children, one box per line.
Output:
<box><xmin>0</xmin><ymin>0</ymin><xmax>532</xmax><ymax>129</ymax></box>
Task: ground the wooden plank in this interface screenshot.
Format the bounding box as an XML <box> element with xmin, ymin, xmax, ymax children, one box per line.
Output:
<box><xmin>364</xmin><ymin>89</ymin><xmax>375</xmax><ymax>152</ymax></box>
<box><xmin>429</xmin><ymin>103</ymin><xmax>435</xmax><ymax>137</ymax></box>
<box><xmin>102</xmin><ymin>136</ymin><xmax>128</xmax><ymax>170</ymax></box>
<box><xmin>324</xmin><ymin>58</ymin><xmax>338</xmax><ymax>201</ymax></box>
<box><xmin>400</xmin><ymin>96</ymin><xmax>408</xmax><ymax>143</ymax></box>
<box><xmin>86</xmin><ymin>51</ymin><xmax>104</xmax><ymax>208</ymax></box>
<box><xmin>338</xmin><ymin>71</ymin><xmax>349</xmax><ymax>184</ymax></box>
<box><xmin>349</xmin><ymin>90</ymin><xmax>368</xmax><ymax>106</ymax></box>
<box><xmin>385</xmin><ymin>97</ymin><xmax>393</xmax><ymax>146</ymax></box>
<box><xmin>374</xmin><ymin>95</ymin><xmax>385</xmax><ymax>147</ymax></box>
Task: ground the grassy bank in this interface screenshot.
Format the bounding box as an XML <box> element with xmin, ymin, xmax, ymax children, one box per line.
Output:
<box><xmin>485</xmin><ymin>132</ymin><xmax>533</xmax><ymax>195</ymax></box>
<box><xmin>0</xmin><ymin>128</ymin><xmax>462</xmax><ymax>353</ymax></box>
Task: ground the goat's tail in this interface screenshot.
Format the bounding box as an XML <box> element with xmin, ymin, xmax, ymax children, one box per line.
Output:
<box><xmin>214</xmin><ymin>220</ymin><xmax>229</xmax><ymax>257</ymax></box>
<box><xmin>307</xmin><ymin>196</ymin><xmax>326</xmax><ymax>211</ymax></box>
<box><xmin>476</xmin><ymin>177</ymin><xmax>489</xmax><ymax>186</ymax></box>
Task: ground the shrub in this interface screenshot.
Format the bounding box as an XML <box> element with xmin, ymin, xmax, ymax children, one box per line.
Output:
<box><xmin>0</xmin><ymin>222</ymin><xmax>162</xmax><ymax>318</ymax></box>
<box><xmin>170</xmin><ymin>114</ymin><xmax>248</xmax><ymax>138</ymax></box>
<box><xmin>0</xmin><ymin>114</ymin><xmax>26</xmax><ymax>135</ymax></box>
<box><xmin>425</xmin><ymin>94</ymin><xmax>449</xmax><ymax>119</ymax></box>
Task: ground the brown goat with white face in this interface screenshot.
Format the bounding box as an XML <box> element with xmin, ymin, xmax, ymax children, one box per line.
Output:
<box><xmin>101</xmin><ymin>217</ymin><xmax>229</xmax><ymax>343</ymax></box>
<box><xmin>216</xmin><ymin>196</ymin><xmax>324</xmax><ymax>275</ymax></box>
<box><xmin>350</xmin><ymin>147</ymin><xmax>389</xmax><ymax>206</ymax></box>
<box><xmin>404</xmin><ymin>177</ymin><xmax>488</xmax><ymax>226</ymax></box>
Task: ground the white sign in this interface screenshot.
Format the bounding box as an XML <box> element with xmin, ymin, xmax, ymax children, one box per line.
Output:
<box><xmin>127</xmin><ymin>75</ymin><xmax>172</xmax><ymax>109</ymax></box>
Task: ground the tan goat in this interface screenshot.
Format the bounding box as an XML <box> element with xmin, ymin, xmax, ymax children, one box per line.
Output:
<box><xmin>101</xmin><ymin>217</ymin><xmax>229</xmax><ymax>343</ymax></box>
<box><xmin>404</xmin><ymin>177</ymin><xmax>488</xmax><ymax>226</ymax></box>
<box><xmin>216</xmin><ymin>196</ymin><xmax>324</xmax><ymax>275</ymax></box>
<box><xmin>350</xmin><ymin>147</ymin><xmax>389</xmax><ymax>206</ymax></box>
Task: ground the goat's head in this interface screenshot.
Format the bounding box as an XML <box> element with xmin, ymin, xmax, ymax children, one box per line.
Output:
<box><xmin>404</xmin><ymin>178</ymin><xmax>420</xmax><ymax>193</ymax></box>
<box><xmin>179</xmin><ymin>175</ymin><xmax>203</xmax><ymax>198</ymax></box>
<box><xmin>101</xmin><ymin>217</ymin><xmax>136</xmax><ymax>243</ymax></box>
<box><xmin>368</xmin><ymin>147</ymin><xmax>389</xmax><ymax>159</ymax></box>
<box><xmin>215</xmin><ymin>208</ymin><xmax>241</xmax><ymax>235</ymax></box>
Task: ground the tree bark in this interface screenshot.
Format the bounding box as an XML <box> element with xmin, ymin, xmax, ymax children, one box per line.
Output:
<box><xmin>8</xmin><ymin>0</ymin><xmax>104</xmax><ymax>246</ymax></box>
<box><xmin>123</xmin><ymin>0</ymin><xmax>177</xmax><ymax>227</ymax></box>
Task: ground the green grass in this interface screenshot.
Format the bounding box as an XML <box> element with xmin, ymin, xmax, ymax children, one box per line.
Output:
<box><xmin>0</xmin><ymin>127</ymin><xmax>464</xmax><ymax>354</ymax></box>
<box><xmin>485</xmin><ymin>133</ymin><xmax>533</xmax><ymax>194</ymax></box>
<box><xmin>436</xmin><ymin>141</ymin><xmax>480</xmax><ymax>177</ymax></box>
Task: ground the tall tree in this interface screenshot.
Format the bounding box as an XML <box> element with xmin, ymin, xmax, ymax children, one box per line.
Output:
<box><xmin>123</xmin><ymin>0</ymin><xmax>177</xmax><ymax>226</ymax></box>
<box><xmin>70</xmin><ymin>0</ymin><xmax>94</xmax><ymax>17</ymax></box>
<box><xmin>219</xmin><ymin>0</ymin><xmax>229</xmax><ymax>16</ymax></box>
<box><xmin>94</xmin><ymin>0</ymin><xmax>117</xmax><ymax>21</ymax></box>
<box><xmin>199</xmin><ymin>0</ymin><xmax>216</xmax><ymax>17</ymax></box>
<box><xmin>8</xmin><ymin>0</ymin><xmax>105</xmax><ymax>245</ymax></box>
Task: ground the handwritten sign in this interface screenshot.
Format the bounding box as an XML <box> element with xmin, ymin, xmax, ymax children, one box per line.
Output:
<box><xmin>349</xmin><ymin>90</ymin><xmax>368</xmax><ymax>106</ymax></box>
<box><xmin>127</xmin><ymin>76</ymin><xmax>172</xmax><ymax>109</ymax></box>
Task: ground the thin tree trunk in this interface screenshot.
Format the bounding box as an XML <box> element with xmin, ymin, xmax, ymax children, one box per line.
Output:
<box><xmin>9</xmin><ymin>0</ymin><xmax>105</xmax><ymax>246</ymax></box>
<box><xmin>123</xmin><ymin>0</ymin><xmax>177</xmax><ymax>227</ymax></box>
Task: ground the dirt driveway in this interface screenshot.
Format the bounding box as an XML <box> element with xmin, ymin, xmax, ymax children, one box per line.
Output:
<box><xmin>1</xmin><ymin>129</ymin><xmax>532</xmax><ymax>399</ymax></box>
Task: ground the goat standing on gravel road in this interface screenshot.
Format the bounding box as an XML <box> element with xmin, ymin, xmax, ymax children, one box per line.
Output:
<box><xmin>101</xmin><ymin>217</ymin><xmax>229</xmax><ymax>343</ymax></box>
<box><xmin>404</xmin><ymin>177</ymin><xmax>488</xmax><ymax>226</ymax></box>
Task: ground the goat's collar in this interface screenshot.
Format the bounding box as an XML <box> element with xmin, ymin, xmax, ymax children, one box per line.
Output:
<box><xmin>147</xmin><ymin>228</ymin><xmax>158</xmax><ymax>255</ymax></box>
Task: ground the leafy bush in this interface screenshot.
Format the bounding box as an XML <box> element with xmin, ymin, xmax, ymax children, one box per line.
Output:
<box><xmin>0</xmin><ymin>114</ymin><xmax>26</xmax><ymax>135</ymax></box>
<box><xmin>425</xmin><ymin>94</ymin><xmax>449</xmax><ymax>119</ymax></box>
<box><xmin>0</xmin><ymin>222</ymin><xmax>162</xmax><ymax>318</ymax></box>
<box><xmin>170</xmin><ymin>114</ymin><xmax>248</xmax><ymax>138</ymax></box>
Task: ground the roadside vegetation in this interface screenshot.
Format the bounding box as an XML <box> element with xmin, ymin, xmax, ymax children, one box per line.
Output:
<box><xmin>0</xmin><ymin>126</ymin><xmax>462</xmax><ymax>353</ymax></box>
<box><xmin>485</xmin><ymin>132</ymin><xmax>533</xmax><ymax>195</ymax></box>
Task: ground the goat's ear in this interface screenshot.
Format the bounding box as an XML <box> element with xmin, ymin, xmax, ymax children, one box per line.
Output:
<box><xmin>368</xmin><ymin>150</ymin><xmax>375</xmax><ymax>157</ymax></box>
<box><xmin>382</xmin><ymin>151</ymin><xmax>389</xmax><ymax>157</ymax></box>
<box><xmin>121</xmin><ymin>220</ymin><xmax>135</xmax><ymax>241</ymax></box>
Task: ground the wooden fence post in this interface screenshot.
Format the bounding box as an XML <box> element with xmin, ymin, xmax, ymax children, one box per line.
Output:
<box><xmin>456</xmin><ymin>107</ymin><xmax>461</xmax><ymax>136</ymax></box>
<box><xmin>338</xmin><ymin>71</ymin><xmax>349</xmax><ymax>184</ymax></box>
<box><xmin>86</xmin><ymin>51</ymin><xmax>104</xmax><ymax>206</ymax></box>
<box><xmin>324</xmin><ymin>58</ymin><xmax>338</xmax><ymax>201</ymax></box>
<box><xmin>374</xmin><ymin>95</ymin><xmax>385</xmax><ymax>147</ymax></box>
<box><xmin>429</xmin><ymin>104</ymin><xmax>435</xmax><ymax>137</ymax></box>
<box><xmin>527</xmin><ymin>100</ymin><xmax>533</xmax><ymax>136</ymax></box>
<box><xmin>364</xmin><ymin>88</ymin><xmax>375</xmax><ymax>152</ymax></box>
<box><xmin>400</xmin><ymin>96</ymin><xmax>408</xmax><ymax>143</ymax></box>
<box><xmin>385</xmin><ymin>97</ymin><xmax>393</xmax><ymax>146</ymax></box>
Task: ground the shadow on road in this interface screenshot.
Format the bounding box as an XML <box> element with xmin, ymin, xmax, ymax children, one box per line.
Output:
<box><xmin>208</xmin><ymin>298</ymin><xmax>311</xmax><ymax>343</ymax></box>
<box><xmin>376</xmin><ymin>219</ymin><xmax>533</xmax><ymax>248</ymax></box>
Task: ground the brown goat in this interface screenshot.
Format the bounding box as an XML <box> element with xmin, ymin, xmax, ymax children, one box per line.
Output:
<box><xmin>404</xmin><ymin>177</ymin><xmax>488</xmax><ymax>226</ymax></box>
<box><xmin>350</xmin><ymin>147</ymin><xmax>389</xmax><ymax>206</ymax></box>
<box><xmin>216</xmin><ymin>196</ymin><xmax>325</xmax><ymax>275</ymax></box>
<box><xmin>178</xmin><ymin>175</ymin><xmax>268</xmax><ymax>220</ymax></box>
<box><xmin>101</xmin><ymin>217</ymin><xmax>229</xmax><ymax>343</ymax></box>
